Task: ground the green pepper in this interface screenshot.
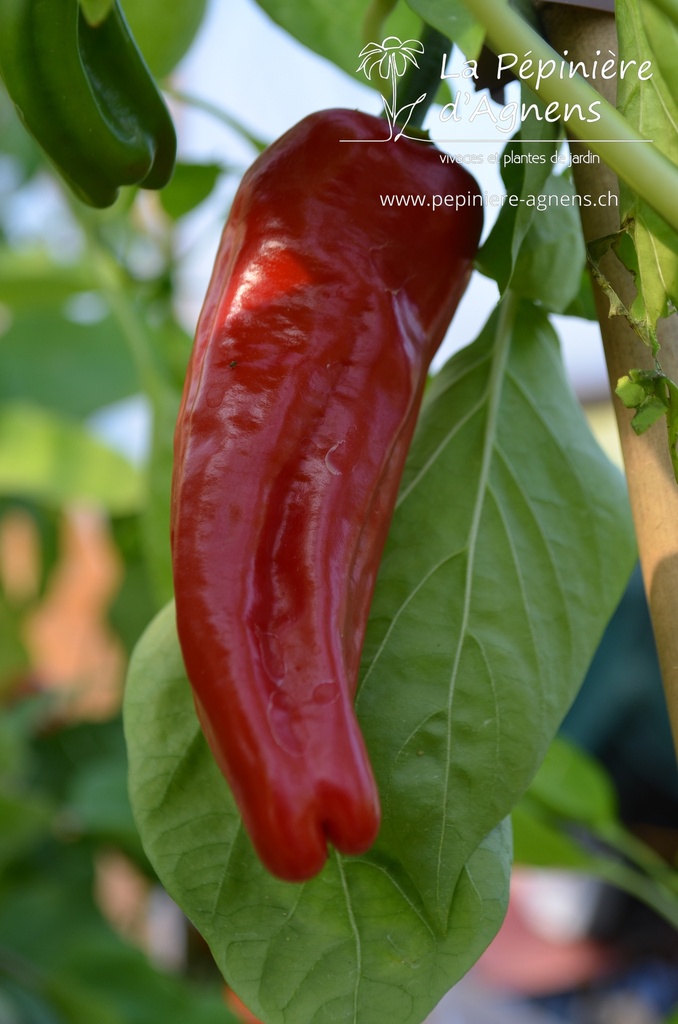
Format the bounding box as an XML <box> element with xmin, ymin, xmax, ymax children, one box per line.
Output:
<box><xmin>0</xmin><ymin>0</ymin><xmax>176</xmax><ymax>207</ymax></box>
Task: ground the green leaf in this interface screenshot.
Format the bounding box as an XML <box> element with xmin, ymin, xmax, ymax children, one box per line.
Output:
<box><xmin>476</xmin><ymin>101</ymin><xmax>560</xmax><ymax>291</ymax></box>
<box><xmin>406</xmin><ymin>0</ymin><xmax>484</xmax><ymax>58</ymax></box>
<box><xmin>562</xmin><ymin>268</ymin><xmax>597</xmax><ymax>321</ymax></box>
<box><xmin>125</xmin><ymin>602</ymin><xmax>511</xmax><ymax>1024</ymax></box>
<box><xmin>509</xmin><ymin>173</ymin><xmax>586</xmax><ymax>313</ymax></box>
<box><xmin>525</xmin><ymin>737</ymin><xmax>617</xmax><ymax>827</ymax></box>
<box><xmin>512</xmin><ymin>800</ymin><xmax>592</xmax><ymax>869</ymax></box>
<box><xmin>0</xmin><ymin>402</ymin><xmax>143</xmax><ymax>513</ymax></box>
<box><xmin>0</xmin><ymin>310</ymin><xmax>138</xmax><ymax>419</ymax></box>
<box><xmin>126</xmin><ymin>296</ymin><xmax>635</xmax><ymax>1022</ymax></box>
<box><xmin>0</xmin><ymin>585</ymin><xmax>28</xmax><ymax>689</ymax></box>
<box><xmin>513</xmin><ymin>739</ymin><xmax>678</xmax><ymax>929</ymax></box>
<box><xmin>356</xmin><ymin>297</ymin><xmax>634</xmax><ymax>924</ymax></box>
<box><xmin>0</xmin><ymin>792</ymin><xmax>53</xmax><ymax>874</ymax></box>
<box><xmin>0</xmin><ymin>843</ymin><xmax>239</xmax><ymax>1024</ymax></box>
<box><xmin>251</xmin><ymin>0</ymin><xmax>422</xmax><ymax>85</ymax></box>
<box><xmin>159</xmin><ymin>162</ymin><xmax>223</xmax><ymax>220</ymax></box>
<box><xmin>120</xmin><ymin>0</ymin><xmax>209</xmax><ymax>77</ymax></box>
<box><xmin>142</xmin><ymin>381</ymin><xmax>180</xmax><ymax>605</ymax></box>
<box><xmin>640</xmin><ymin>0</ymin><xmax>678</xmax><ymax>101</ymax></box>
<box><xmin>616</xmin><ymin>0</ymin><xmax>678</xmax><ymax>338</ymax></box>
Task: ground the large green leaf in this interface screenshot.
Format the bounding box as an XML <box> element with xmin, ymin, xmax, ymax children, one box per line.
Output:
<box><xmin>125</xmin><ymin>603</ymin><xmax>511</xmax><ymax>1024</ymax></box>
<box><xmin>355</xmin><ymin>297</ymin><xmax>634</xmax><ymax>927</ymax></box>
<box><xmin>126</xmin><ymin>296</ymin><xmax>634</xmax><ymax>1023</ymax></box>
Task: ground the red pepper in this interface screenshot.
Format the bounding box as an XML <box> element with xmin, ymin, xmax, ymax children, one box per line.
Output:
<box><xmin>171</xmin><ymin>109</ymin><xmax>482</xmax><ymax>882</ymax></box>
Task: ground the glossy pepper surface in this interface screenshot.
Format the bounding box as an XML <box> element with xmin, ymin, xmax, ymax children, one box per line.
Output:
<box><xmin>0</xmin><ymin>0</ymin><xmax>176</xmax><ymax>207</ymax></box>
<box><xmin>171</xmin><ymin>109</ymin><xmax>483</xmax><ymax>882</ymax></box>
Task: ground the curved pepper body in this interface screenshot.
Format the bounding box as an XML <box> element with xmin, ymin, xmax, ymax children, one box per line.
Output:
<box><xmin>0</xmin><ymin>0</ymin><xmax>176</xmax><ymax>207</ymax></box>
<box><xmin>171</xmin><ymin>109</ymin><xmax>483</xmax><ymax>881</ymax></box>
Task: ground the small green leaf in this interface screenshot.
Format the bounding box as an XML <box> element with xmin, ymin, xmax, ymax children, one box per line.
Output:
<box><xmin>159</xmin><ymin>162</ymin><xmax>223</xmax><ymax>220</ymax></box>
<box><xmin>0</xmin><ymin>402</ymin><xmax>144</xmax><ymax>513</ymax></box>
<box><xmin>615</xmin><ymin>374</ymin><xmax>652</xmax><ymax>409</ymax></box>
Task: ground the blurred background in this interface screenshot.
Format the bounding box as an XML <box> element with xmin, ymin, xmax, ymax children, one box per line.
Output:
<box><xmin>0</xmin><ymin>1</ymin><xmax>676</xmax><ymax>1022</ymax></box>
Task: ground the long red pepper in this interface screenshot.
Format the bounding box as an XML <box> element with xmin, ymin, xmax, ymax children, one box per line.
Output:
<box><xmin>171</xmin><ymin>109</ymin><xmax>483</xmax><ymax>881</ymax></box>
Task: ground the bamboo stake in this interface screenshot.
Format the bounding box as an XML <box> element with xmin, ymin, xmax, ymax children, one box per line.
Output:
<box><xmin>540</xmin><ymin>3</ymin><xmax>678</xmax><ymax>759</ymax></box>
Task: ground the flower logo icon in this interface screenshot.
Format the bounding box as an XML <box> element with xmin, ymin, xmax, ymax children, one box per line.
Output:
<box><xmin>357</xmin><ymin>36</ymin><xmax>427</xmax><ymax>140</ymax></box>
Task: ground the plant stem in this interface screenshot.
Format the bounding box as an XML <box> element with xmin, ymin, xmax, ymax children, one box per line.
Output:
<box><xmin>398</xmin><ymin>24</ymin><xmax>451</xmax><ymax>130</ymax></box>
<box><xmin>166</xmin><ymin>88</ymin><xmax>267</xmax><ymax>152</ymax></box>
<box><xmin>455</xmin><ymin>0</ymin><xmax>678</xmax><ymax>233</ymax></box>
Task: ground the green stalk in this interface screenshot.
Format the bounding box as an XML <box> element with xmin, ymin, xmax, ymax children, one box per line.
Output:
<box><xmin>456</xmin><ymin>0</ymin><xmax>678</xmax><ymax>233</ymax></box>
<box><xmin>166</xmin><ymin>88</ymin><xmax>268</xmax><ymax>152</ymax></box>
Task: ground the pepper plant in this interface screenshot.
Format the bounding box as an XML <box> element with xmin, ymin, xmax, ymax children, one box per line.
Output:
<box><xmin>0</xmin><ymin>1</ymin><xmax>677</xmax><ymax>1023</ymax></box>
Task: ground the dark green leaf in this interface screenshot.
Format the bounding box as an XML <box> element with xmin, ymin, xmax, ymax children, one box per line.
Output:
<box><xmin>142</xmin><ymin>381</ymin><xmax>180</xmax><ymax>605</ymax></box>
